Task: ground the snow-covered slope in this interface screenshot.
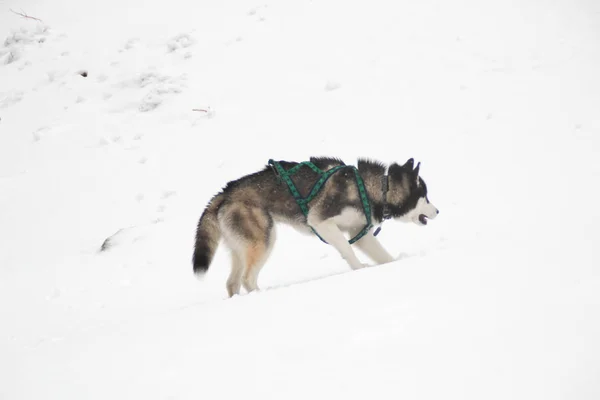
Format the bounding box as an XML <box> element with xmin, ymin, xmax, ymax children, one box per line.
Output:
<box><xmin>1</xmin><ymin>1</ymin><xmax>599</xmax><ymax>399</ymax></box>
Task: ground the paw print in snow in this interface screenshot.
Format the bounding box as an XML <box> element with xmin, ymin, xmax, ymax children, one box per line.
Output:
<box><xmin>122</xmin><ymin>38</ymin><xmax>140</xmax><ymax>51</ymax></box>
<box><xmin>2</xmin><ymin>25</ymin><xmax>50</xmax><ymax>65</ymax></box>
<box><xmin>120</xmin><ymin>71</ymin><xmax>187</xmax><ymax>112</ymax></box>
<box><xmin>139</xmin><ymin>83</ymin><xmax>184</xmax><ymax>112</ymax></box>
<box><xmin>247</xmin><ymin>5</ymin><xmax>267</xmax><ymax>21</ymax></box>
<box><xmin>167</xmin><ymin>33</ymin><xmax>195</xmax><ymax>53</ymax></box>
<box><xmin>0</xmin><ymin>91</ymin><xmax>24</xmax><ymax>108</ymax></box>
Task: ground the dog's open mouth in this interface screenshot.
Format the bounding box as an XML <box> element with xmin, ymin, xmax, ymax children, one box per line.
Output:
<box><xmin>418</xmin><ymin>214</ymin><xmax>428</xmax><ymax>225</ymax></box>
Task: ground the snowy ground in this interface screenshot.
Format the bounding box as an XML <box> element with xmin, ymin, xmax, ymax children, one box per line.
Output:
<box><xmin>1</xmin><ymin>0</ymin><xmax>600</xmax><ymax>399</ymax></box>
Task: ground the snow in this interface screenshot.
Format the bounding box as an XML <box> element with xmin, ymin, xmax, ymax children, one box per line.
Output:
<box><xmin>1</xmin><ymin>0</ymin><xmax>599</xmax><ymax>399</ymax></box>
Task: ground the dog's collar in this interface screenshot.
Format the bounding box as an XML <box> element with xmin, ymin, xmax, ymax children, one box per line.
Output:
<box><xmin>374</xmin><ymin>174</ymin><xmax>391</xmax><ymax>237</ymax></box>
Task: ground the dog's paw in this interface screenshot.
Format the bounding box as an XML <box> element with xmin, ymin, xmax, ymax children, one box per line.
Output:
<box><xmin>349</xmin><ymin>262</ymin><xmax>370</xmax><ymax>270</ymax></box>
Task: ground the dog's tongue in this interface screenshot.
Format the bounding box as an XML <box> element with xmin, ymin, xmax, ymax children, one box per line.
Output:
<box><xmin>419</xmin><ymin>214</ymin><xmax>428</xmax><ymax>225</ymax></box>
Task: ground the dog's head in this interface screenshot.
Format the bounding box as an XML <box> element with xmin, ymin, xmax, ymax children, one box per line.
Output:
<box><xmin>387</xmin><ymin>158</ymin><xmax>439</xmax><ymax>226</ymax></box>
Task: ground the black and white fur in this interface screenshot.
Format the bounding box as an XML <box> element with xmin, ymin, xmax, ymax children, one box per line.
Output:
<box><xmin>193</xmin><ymin>157</ymin><xmax>439</xmax><ymax>297</ymax></box>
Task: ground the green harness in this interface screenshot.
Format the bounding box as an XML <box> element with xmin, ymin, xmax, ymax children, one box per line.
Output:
<box><xmin>268</xmin><ymin>159</ymin><xmax>373</xmax><ymax>245</ymax></box>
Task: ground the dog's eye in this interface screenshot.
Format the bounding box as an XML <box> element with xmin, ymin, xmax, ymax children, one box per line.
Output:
<box><xmin>426</xmin><ymin>197</ymin><xmax>430</xmax><ymax>204</ymax></box>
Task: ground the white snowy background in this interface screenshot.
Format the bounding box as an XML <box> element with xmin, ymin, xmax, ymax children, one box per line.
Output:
<box><xmin>1</xmin><ymin>0</ymin><xmax>599</xmax><ymax>399</ymax></box>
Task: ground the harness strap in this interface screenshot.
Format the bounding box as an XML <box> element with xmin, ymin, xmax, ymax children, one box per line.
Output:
<box><xmin>268</xmin><ymin>159</ymin><xmax>373</xmax><ymax>245</ymax></box>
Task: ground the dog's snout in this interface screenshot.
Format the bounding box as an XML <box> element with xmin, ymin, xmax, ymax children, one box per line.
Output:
<box><xmin>436</xmin><ymin>209</ymin><xmax>439</xmax><ymax>215</ymax></box>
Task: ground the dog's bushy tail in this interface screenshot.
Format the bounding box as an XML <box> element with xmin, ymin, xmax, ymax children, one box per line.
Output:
<box><xmin>193</xmin><ymin>193</ymin><xmax>225</xmax><ymax>275</ymax></box>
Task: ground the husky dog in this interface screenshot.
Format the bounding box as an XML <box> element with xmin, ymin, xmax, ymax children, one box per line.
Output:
<box><xmin>193</xmin><ymin>157</ymin><xmax>439</xmax><ymax>297</ymax></box>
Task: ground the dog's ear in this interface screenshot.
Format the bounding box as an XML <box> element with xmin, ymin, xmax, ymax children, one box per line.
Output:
<box><xmin>403</xmin><ymin>158</ymin><xmax>414</xmax><ymax>170</ymax></box>
<box><xmin>413</xmin><ymin>162</ymin><xmax>420</xmax><ymax>180</ymax></box>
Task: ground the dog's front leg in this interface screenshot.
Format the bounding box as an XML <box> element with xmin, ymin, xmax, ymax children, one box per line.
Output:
<box><xmin>353</xmin><ymin>231</ymin><xmax>395</xmax><ymax>265</ymax></box>
<box><xmin>310</xmin><ymin>219</ymin><xmax>366</xmax><ymax>270</ymax></box>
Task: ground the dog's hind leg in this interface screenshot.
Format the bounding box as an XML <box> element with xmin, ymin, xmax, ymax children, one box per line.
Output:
<box><xmin>242</xmin><ymin>228</ymin><xmax>275</xmax><ymax>293</ymax></box>
<box><xmin>226</xmin><ymin>251</ymin><xmax>244</xmax><ymax>297</ymax></box>
<box><xmin>242</xmin><ymin>243</ymin><xmax>265</xmax><ymax>293</ymax></box>
<box><xmin>220</xmin><ymin>203</ymin><xmax>274</xmax><ymax>295</ymax></box>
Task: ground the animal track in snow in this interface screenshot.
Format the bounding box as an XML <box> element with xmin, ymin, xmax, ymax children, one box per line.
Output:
<box><xmin>118</xmin><ymin>71</ymin><xmax>187</xmax><ymax>112</ymax></box>
<box><xmin>32</xmin><ymin>126</ymin><xmax>50</xmax><ymax>142</ymax></box>
<box><xmin>324</xmin><ymin>81</ymin><xmax>341</xmax><ymax>92</ymax></box>
<box><xmin>167</xmin><ymin>33</ymin><xmax>195</xmax><ymax>53</ymax></box>
<box><xmin>161</xmin><ymin>190</ymin><xmax>177</xmax><ymax>200</ymax></box>
<box><xmin>0</xmin><ymin>91</ymin><xmax>24</xmax><ymax>108</ymax></box>
<box><xmin>153</xmin><ymin>191</ymin><xmax>178</xmax><ymax>216</ymax></box>
<box><xmin>1</xmin><ymin>25</ymin><xmax>50</xmax><ymax>65</ymax></box>
<box><xmin>32</xmin><ymin>125</ymin><xmax>70</xmax><ymax>142</ymax></box>
<box><xmin>247</xmin><ymin>5</ymin><xmax>268</xmax><ymax>21</ymax></box>
<box><xmin>122</xmin><ymin>38</ymin><xmax>140</xmax><ymax>51</ymax></box>
<box><xmin>225</xmin><ymin>36</ymin><xmax>244</xmax><ymax>46</ymax></box>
